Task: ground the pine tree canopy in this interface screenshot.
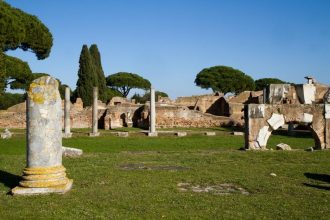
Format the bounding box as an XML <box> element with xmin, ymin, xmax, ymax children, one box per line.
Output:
<box><xmin>0</xmin><ymin>1</ymin><xmax>53</xmax><ymax>94</ymax></box>
<box><xmin>106</xmin><ymin>72</ymin><xmax>151</xmax><ymax>97</ymax></box>
<box><xmin>195</xmin><ymin>65</ymin><xmax>255</xmax><ymax>95</ymax></box>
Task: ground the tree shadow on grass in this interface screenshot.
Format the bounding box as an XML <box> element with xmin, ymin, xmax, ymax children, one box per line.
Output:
<box><xmin>303</xmin><ymin>173</ymin><xmax>330</xmax><ymax>190</ymax></box>
<box><xmin>0</xmin><ymin>170</ymin><xmax>21</xmax><ymax>192</ymax></box>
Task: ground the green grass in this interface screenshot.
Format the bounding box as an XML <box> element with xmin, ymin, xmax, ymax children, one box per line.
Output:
<box><xmin>0</xmin><ymin>129</ymin><xmax>329</xmax><ymax>219</ymax></box>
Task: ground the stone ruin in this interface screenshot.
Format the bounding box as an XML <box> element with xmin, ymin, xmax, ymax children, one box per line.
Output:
<box><xmin>0</xmin><ymin>88</ymin><xmax>263</xmax><ymax>130</ymax></box>
<box><xmin>245</xmin><ymin>77</ymin><xmax>330</xmax><ymax>150</ymax></box>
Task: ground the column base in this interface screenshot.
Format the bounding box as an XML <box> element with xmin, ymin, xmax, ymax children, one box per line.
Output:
<box><xmin>11</xmin><ymin>165</ymin><xmax>73</xmax><ymax>196</ymax></box>
<box><xmin>89</xmin><ymin>132</ymin><xmax>100</xmax><ymax>137</ymax></box>
<box><xmin>12</xmin><ymin>180</ymin><xmax>72</xmax><ymax>196</ymax></box>
<box><xmin>148</xmin><ymin>132</ymin><xmax>158</xmax><ymax>137</ymax></box>
<box><xmin>62</xmin><ymin>132</ymin><xmax>72</xmax><ymax>138</ymax></box>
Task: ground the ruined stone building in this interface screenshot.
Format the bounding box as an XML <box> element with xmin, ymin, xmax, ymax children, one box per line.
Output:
<box><xmin>245</xmin><ymin>77</ymin><xmax>330</xmax><ymax>150</ymax></box>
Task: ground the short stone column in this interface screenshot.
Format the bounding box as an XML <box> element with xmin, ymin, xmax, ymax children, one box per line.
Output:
<box><xmin>12</xmin><ymin>76</ymin><xmax>73</xmax><ymax>195</ymax></box>
<box><xmin>63</xmin><ymin>87</ymin><xmax>72</xmax><ymax>138</ymax></box>
<box><xmin>148</xmin><ymin>86</ymin><xmax>157</xmax><ymax>136</ymax></box>
<box><xmin>89</xmin><ymin>87</ymin><xmax>100</xmax><ymax>137</ymax></box>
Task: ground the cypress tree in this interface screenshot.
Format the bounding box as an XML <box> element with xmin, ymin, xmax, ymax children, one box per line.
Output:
<box><xmin>76</xmin><ymin>45</ymin><xmax>98</xmax><ymax>107</ymax></box>
<box><xmin>89</xmin><ymin>44</ymin><xmax>107</xmax><ymax>102</ymax></box>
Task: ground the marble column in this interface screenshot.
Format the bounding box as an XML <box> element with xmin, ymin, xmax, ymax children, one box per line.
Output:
<box><xmin>148</xmin><ymin>86</ymin><xmax>157</xmax><ymax>136</ymax></box>
<box><xmin>89</xmin><ymin>87</ymin><xmax>100</xmax><ymax>137</ymax></box>
<box><xmin>63</xmin><ymin>87</ymin><xmax>72</xmax><ymax>138</ymax></box>
<box><xmin>12</xmin><ymin>76</ymin><xmax>73</xmax><ymax>195</ymax></box>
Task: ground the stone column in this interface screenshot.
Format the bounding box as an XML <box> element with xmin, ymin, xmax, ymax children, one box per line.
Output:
<box><xmin>89</xmin><ymin>87</ymin><xmax>100</xmax><ymax>137</ymax></box>
<box><xmin>63</xmin><ymin>87</ymin><xmax>72</xmax><ymax>138</ymax></box>
<box><xmin>12</xmin><ymin>76</ymin><xmax>72</xmax><ymax>195</ymax></box>
<box><xmin>148</xmin><ymin>86</ymin><xmax>157</xmax><ymax>136</ymax></box>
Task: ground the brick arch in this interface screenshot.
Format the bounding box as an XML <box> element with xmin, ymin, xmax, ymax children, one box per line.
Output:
<box><xmin>245</xmin><ymin>104</ymin><xmax>328</xmax><ymax>150</ymax></box>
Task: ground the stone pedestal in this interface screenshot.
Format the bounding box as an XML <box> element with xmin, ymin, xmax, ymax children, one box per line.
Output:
<box><xmin>89</xmin><ymin>87</ymin><xmax>100</xmax><ymax>137</ymax></box>
<box><xmin>63</xmin><ymin>87</ymin><xmax>72</xmax><ymax>138</ymax></box>
<box><xmin>12</xmin><ymin>76</ymin><xmax>72</xmax><ymax>195</ymax></box>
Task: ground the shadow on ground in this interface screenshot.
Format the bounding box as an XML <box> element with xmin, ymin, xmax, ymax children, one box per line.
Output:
<box><xmin>0</xmin><ymin>170</ymin><xmax>21</xmax><ymax>190</ymax></box>
<box><xmin>303</xmin><ymin>173</ymin><xmax>330</xmax><ymax>190</ymax></box>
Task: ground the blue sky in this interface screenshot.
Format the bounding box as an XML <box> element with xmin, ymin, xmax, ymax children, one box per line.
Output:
<box><xmin>5</xmin><ymin>0</ymin><xmax>330</xmax><ymax>98</ymax></box>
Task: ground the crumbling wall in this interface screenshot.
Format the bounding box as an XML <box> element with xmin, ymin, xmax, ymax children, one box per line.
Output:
<box><xmin>245</xmin><ymin>104</ymin><xmax>329</xmax><ymax>150</ymax></box>
<box><xmin>138</xmin><ymin>104</ymin><xmax>231</xmax><ymax>128</ymax></box>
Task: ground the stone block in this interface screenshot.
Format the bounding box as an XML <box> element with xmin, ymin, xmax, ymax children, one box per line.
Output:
<box><xmin>176</xmin><ymin>132</ymin><xmax>187</xmax><ymax>137</ymax></box>
<box><xmin>249</xmin><ymin>104</ymin><xmax>265</xmax><ymax>118</ymax></box>
<box><xmin>256</xmin><ymin>126</ymin><xmax>271</xmax><ymax>148</ymax></box>
<box><xmin>232</xmin><ymin>131</ymin><xmax>244</xmax><ymax>136</ymax></box>
<box><xmin>303</xmin><ymin>113</ymin><xmax>313</xmax><ymax>123</ymax></box>
<box><xmin>325</xmin><ymin>104</ymin><xmax>330</xmax><ymax>119</ymax></box>
<box><xmin>62</xmin><ymin>146</ymin><xmax>83</xmax><ymax>157</ymax></box>
<box><xmin>276</xmin><ymin>143</ymin><xmax>291</xmax><ymax>150</ymax></box>
<box><xmin>267</xmin><ymin>113</ymin><xmax>285</xmax><ymax>130</ymax></box>
<box><xmin>1</xmin><ymin>128</ymin><xmax>12</xmax><ymax>139</ymax></box>
<box><xmin>117</xmin><ymin>132</ymin><xmax>129</xmax><ymax>137</ymax></box>
<box><xmin>205</xmin><ymin>132</ymin><xmax>216</xmax><ymax>136</ymax></box>
<box><xmin>303</xmin><ymin>84</ymin><xmax>316</xmax><ymax>104</ymax></box>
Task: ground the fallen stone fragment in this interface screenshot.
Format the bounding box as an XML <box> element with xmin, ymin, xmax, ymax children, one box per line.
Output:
<box><xmin>276</xmin><ymin>143</ymin><xmax>291</xmax><ymax>151</ymax></box>
<box><xmin>232</xmin><ymin>131</ymin><xmax>244</xmax><ymax>136</ymax></box>
<box><xmin>175</xmin><ymin>132</ymin><xmax>187</xmax><ymax>137</ymax></box>
<box><xmin>62</xmin><ymin>146</ymin><xmax>83</xmax><ymax>157</ymax></box>
<box><xmin>267</xmin><ymin>113</ymin><xmax>285</xmax><ymax>130</ymax></box>
<box><xmin>0</xmin><ymin>128</ymin><xmax>12</xmax><ymax>139</ymax></box>
<box><xmin>116</xmin><ymin>132</ymin><xmax>129</xmax><ymax>137</ymax></box>
<box><xmin>205</xmin><ymin>132</ymin><xmax>216</xmax><ymax>136</ymax></box>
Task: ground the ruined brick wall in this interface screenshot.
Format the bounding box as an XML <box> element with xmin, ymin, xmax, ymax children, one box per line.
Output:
<box><xmin>138</xmin><ymin>104</ymin><xmax>231</xmax><ymax>128</ymax></box>
<box><xmin>245</xmin><ymin>104</ymin><xmax>329</xmax><ymax>150</ymax></box>
<box><xmin>0</xmin><ymin>101</ymin><xmax>106</xmax><ymax>129</ymax></box>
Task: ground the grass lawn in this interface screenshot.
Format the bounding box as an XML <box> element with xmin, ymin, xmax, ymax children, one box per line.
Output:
<box><xmin>0</xmin><ymin>128</ymin><xmax>329</xmax><ymax>219</ymax></box>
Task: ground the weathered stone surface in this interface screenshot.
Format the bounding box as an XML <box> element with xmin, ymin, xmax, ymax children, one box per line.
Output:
<box><xmin>256</xmin><ymin>126</ymin><xmax>271</xmax><ymax>148</ymax></box>
<box><xmin>176</xmin><ymin>132</ymin><xmax>187</xmax><ymax>137</ymax></box>
<box><xmin>325</xmin><ymin>104</ymin><xmax>330</xmax><ymax>119</ymax></box>
<box><xmin>276</xmin><ymin>143</ymin><xmax>291</xmax><ymax>150</ymax></box>
<box><xmin>266</xmin><ymin>84</ymin><xmax>291</xmax><ymax>104</ymax></box>
<box><xmin>267</xmin><ymin>113</ymin><xmax>285</xmax><ymax>130</ymax></box>
<box><xmin>303</xmin><ymin>113</ymin><xmax>313</xmax><ymax>123</ymax></box>
<box><xmin>1</xmin><ymin>128</ymin><xmax>12</xmax><ymax>139</ymax></box>
<box><xmin>12</xmin><ymin>76</ymin><xmax>72</xmax><ymax>196</ymax></box>
<box><xmin>205</xmin><ymin>132</ymin><xmax>216</xmax><ymax>136</ymax></box>
<box><xmin>62</xmin><ymin>146</ymin><xmax>83</xmax><ymax>157</ymax></box>
<box><xmin>249</xmin><ymin>104</ymin><xmax>265</xmax><ymax>118</ymax></box>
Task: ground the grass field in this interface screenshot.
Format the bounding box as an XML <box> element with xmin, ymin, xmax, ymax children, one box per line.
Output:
<box><xmin>0</xmin><ymin>128</ymin><xmax>329</xmax><ymax>219</ymax></box>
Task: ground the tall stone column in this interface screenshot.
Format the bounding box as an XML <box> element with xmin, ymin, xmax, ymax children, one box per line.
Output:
<box><xmin>148</xmin><ymin>86</ymin><xmax>157</xmax><ymax>136</ymax></box>
<box><xmin>12</xmin><ymin>76</ymin><xmax>72</xmax><ymax>195</ymax></box>
<box><xmin>89</xmin><ymin>87</ymin><xmax>100</xmax><ymax>137</ymax></box>
<box><xmin>63</xmin><ymin>87</ymin><xmax>72</xmax><ymax>138</ymax></box>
